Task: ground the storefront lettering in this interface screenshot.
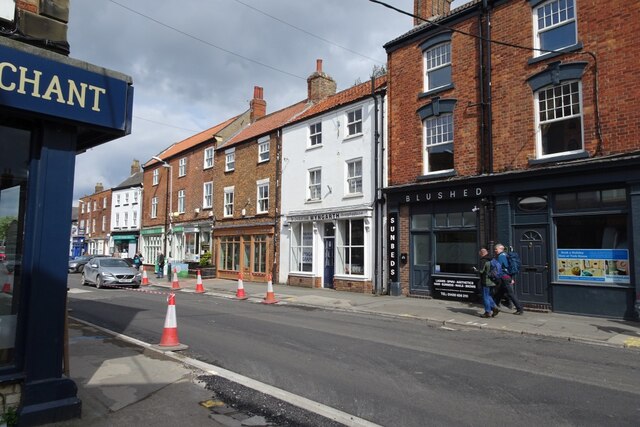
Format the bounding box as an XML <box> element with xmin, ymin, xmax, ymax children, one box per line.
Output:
<box><xmin>288</xmin><ymin>210</ymin><xmax>369</xmax><ymax>222</ymax></box>
<box><xmin>404</xmin><ymin>187</ymin><xmax>483</xmax><ymax>203</ymax></box>
<box><xmin>388</xmin><ymin>213</ymin><xmax>399</xmax><ymax>281</ymax></box>
<box><xmin>0</xmin><ymin>62</ymin><xmax>107</xmax><ymax>112</ymax></box>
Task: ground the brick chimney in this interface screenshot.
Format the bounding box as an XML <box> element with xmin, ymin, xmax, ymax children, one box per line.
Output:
<box><xmin>414</xmin><ymin>0</ymin><xmax>451</xmax><ymax>26</ymax></box>
<box><xmin>250</xmin><ymin>86</ymin><xmax>266</xmax><ymax>122</ymax></box>
<box><xmin>95</xmin><ymin>182</ymin><xmax>104</xmax><ymax>193</ymax></box>
<box><xmin>307</xmin><ymin>59</ymin><xmax>336</xmax><ymax>103</ymax></box>
<box><xmin>130</xmin><ymin>159</ymin><xmax>141</xmax><ymax>175</ymax></box>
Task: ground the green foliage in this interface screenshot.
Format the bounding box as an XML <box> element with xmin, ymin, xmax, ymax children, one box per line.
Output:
<box><xmin>199</xmin><ymin>252</ymin><xmax>212</xmax><ymax>266</ymax></box>
<box><xmin>0</xmin><ymin>216</ymin><xmax>17</xmax><ymax>242</ymax></box>
<box><xmin>1</xmin><ymin>406</ymin><xmax>18</xmax><ymax>426</ymax></box>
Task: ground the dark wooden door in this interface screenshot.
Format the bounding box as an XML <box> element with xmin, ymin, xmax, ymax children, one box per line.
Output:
<box><xmin>514</xmin><ymin>226</ymin><xmax>549</xmax><ymax>305</ymax></box>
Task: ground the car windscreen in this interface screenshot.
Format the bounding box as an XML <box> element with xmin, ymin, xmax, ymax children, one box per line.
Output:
<box><xmin>99</xmin><ymin>259</ymin><xmax>130</xmax><ymax>268</ymax></box>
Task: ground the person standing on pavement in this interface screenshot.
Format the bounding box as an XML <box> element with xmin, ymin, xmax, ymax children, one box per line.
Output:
<box><xmin>156</xmin><ymin>251</ymin><xmax>165</xmax><ymax>278</ymax></box>
<box><xmin>492</xmin><ymin>243</ymin><xmax>524</xmax><ymax>315</ymax></box>
<box><xmin>473</xmin><ymin>248</ymin><xmax>499</xmax><ymax>318</ymax></box>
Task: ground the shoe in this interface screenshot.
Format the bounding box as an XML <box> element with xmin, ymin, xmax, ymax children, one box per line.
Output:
<box><xmin>514</xmin><ymin>310</ymin><xmax>524</xmax><ymax>315</ymax></box>
<box><xmin>481</xmin><ymin>312</ymin><xmax>492</xmax><ymax>318</ymax></box>
<box><xmin>491</xmin><ymin>308</ymin><xmax>500</xmax><ymax>317</ymax></box>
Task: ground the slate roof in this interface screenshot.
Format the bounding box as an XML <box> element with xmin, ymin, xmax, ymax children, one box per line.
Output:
<box><xmin>114</xmin><ymin>170</ymin><xmax>143</xmax><ymax>189</ymax></box>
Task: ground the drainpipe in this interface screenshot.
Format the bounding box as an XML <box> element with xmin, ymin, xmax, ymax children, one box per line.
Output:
<box><xmin>371</xmin><ymin>77</ymin><xmax>387</xmax><ymax>295</ymax></box>
<box><xmin>272</xmin><ymin>130</ymin><xmax>282</xmax><ymax>282</ymax></box>
<box><xmin>482</xmin><ymin>0</ymin><xmax>495</xmax><ymax>243</ymax></box>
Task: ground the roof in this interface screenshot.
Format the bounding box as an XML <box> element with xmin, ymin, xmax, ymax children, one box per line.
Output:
<box><xmin>114</xmin><ymin>171</ymin><xmax>143</xmax><ymax>189</ymax></box>
<box><xmin>144</xmin><ymin>114</ymin><xmax>243</xmax><ymax>167</ymax></box>
<box><xmin>383</xmin><ymin>0</ymin><xmax>481</xmax><ymax>51</ymax></box>
<box><xmin>222</xmin><ymin>101</ymin><xmax>309</xmax><ymax>149</ymax></box>
<box><xmin>290</xmin><ymin>76</ymin><xmax>387</xmax><ymax>125</ymax></box>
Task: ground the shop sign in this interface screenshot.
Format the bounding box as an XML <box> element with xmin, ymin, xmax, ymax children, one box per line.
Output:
<box><xmin>399</xmin><ymin>186</ymin><xmax>485</xmax><ymax>204</ymax></box>
<box><xmin>141</xmin><ymin>227</ymin><xmax>163</xmax><ymax>235</ymax></box>
<box><xmin>557</xmin><ymin>249</ymin><xmax>630</xmax><ymax>284</ymax></box>
<box><xmin>431</xmin><ymin>275</ymin><xmax>479</xmax><ymax>300</ymax></box>
<box><xmin>388</xmin><ymin>212</ymin><xmax>399</xmax><ymax>282</ymax></box>
<box><xmin>0</xmin><ymin>43</ymin><xmax>132</xmax><ymax>131</ymax></box>
<box><xmin>288</xmin><ymin>210</ymin><xmax>370</xmax><ymax>222</ymax></box>
<box><xmin>184</xmin><ymin>227</ymin><xmax>200</xmax><ymax>233</ymax></box>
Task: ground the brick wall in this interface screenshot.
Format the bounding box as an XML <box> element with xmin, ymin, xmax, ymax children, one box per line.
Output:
<box><xmin>78</xmin><ymin>189</ymin><xmax>111</xmax><ymax>241</ymax></box>
<box><xmin>13</xmin><ymin>0</ymin><xmax>70</xmax><ymax>54</ymax></box>
<box><xmin>0</xmin><ymin>382</ymin><xmax>21</xmax><ymax>415</ymax></box>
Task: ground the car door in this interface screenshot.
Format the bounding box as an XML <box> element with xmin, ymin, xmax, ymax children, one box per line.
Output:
<box><xmin>84</xmin><ymin>258</ymin><xmax>98</xmax><ymax>284</ymax></box>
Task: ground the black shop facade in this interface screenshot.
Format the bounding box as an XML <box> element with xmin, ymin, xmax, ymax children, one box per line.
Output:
<box><xmin>385</xmin><ymin>155</ymin><xmax>640</xmax><ymax>320</ymax></box>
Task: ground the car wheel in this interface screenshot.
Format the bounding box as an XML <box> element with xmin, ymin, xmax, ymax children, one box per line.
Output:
<box><xmin>96</xmin><ymin>276</ymin><xmax>103</xmax><ymax>289</ymax></box>
<box><xmin>133</xmin><ymin>285</ymin><xmax>140</xmax><ymax>289</ymax></box>
<box><xmin>81</xmin><ymin>272</ymin><xmax>87</xmax><ymax>285</ymax></box>
<box><xmin>78</xmin><ymin>265</ymin><xmax>84</xmax><ymax>273</ymax></box>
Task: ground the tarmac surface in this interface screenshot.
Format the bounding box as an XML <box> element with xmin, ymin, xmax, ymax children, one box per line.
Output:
<box><xmin>52</xmin><ymin>275</ymin><xmax>640</xmax><ymax>426</ymax></box>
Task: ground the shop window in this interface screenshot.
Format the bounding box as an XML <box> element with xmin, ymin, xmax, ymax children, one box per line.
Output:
<box><xmin>433</xmin><ymin>211</ymin><xmax>477</xmax><ymax>274</ymax></box>
<box><xmin>220</xmin><ymin>236</ymin><xmax>240</xmax><ymax>271</ymax></box>
<box><xmin>291</xmin><ymin>223</ymin><xmax>313</xmax><ymax>272</ymax></box>
<box><xmin>337</xmin><ymin>219</ymin><xmax>365</xmax><ymax>275</ymax></box>
<box><xmin>554</xmin><ymin>188</ymin><xmax>626</xmax><ymax>211</ymax></box>
<box><xmin>411</xmin><ymin>214</ymin><xmax>431</xmax><ymax>230</ymax></box>
<box><xmin>555</xmin><ymin>214</ymin><xmax>629</xmax><ymax>284</ymax></box>
<box><xmin>254</xmin><ymin>235</ymin><xmax>267</xmax><ymax>273</ymax></box>
<box><xmin>185</xmin><ymin>232</ymin><xmax>199</xmax><ymax>261</ymax></box>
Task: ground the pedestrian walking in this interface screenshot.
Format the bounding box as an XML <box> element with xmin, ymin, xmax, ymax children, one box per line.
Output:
<box><xmin>492</xmin><ymin>243</ymin><xmax>524</xmax><ymax>315</ymax></box>
<box><xmin>133</xmin><ymin>251</ymin><xmax>143</xmax><ymax>270</ymax></box>
<box><xmin>156</xmin><ymin>251</ymin><xmax>165</xmax><ymax>278</ymax></box>
<box><xmin>473</xmin><ymin>248</ymin><xmax>499</xmax><ymax>318</ymax></box>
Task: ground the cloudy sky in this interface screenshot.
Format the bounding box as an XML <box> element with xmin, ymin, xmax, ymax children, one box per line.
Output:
<box><xmin>69</xmin><ymin>0</ymin><xmax>465</xmax><ymax>202</ymax></box>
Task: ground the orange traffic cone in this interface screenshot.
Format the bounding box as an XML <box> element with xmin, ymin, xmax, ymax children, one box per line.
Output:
<box><xmin>235</xmin><ymin>272</ymin><xmax>248</xmax><ymax>300</ymax></box>
<box><xmin>171</xmin><ymin>268</ymin><xmax>181</xmax><ymax>290</ymax></box>
<box><xmin>156</xmin><ymin>293</ymin><xmax>188</xmax><ymax>351</ymax></box>
<box><xmin>262</xmin><ymin>274</ymin><xmax>278</xmax><ymax>304</ymax></box>
<box><xmin>141</xmin><ymin>266</ymin><xmax>149</xmax><ymax>286</ymax></box>
<box><xmin>195</xmin><ymin>269</ymin><xmax>205</xmax><ymax>293</ymax></box>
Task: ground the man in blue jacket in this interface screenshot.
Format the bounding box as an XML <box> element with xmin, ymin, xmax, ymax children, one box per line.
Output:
<box><xmin>493</xmin><ymin>243</ymin><xmax>524</xmax><ymax>315</ymax></box>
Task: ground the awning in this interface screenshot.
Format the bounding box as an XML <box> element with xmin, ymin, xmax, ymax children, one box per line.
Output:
<box><xmin>112</xmin><ymin>234</ymin><xmax>137</xmax><ymax>241</ymax></box>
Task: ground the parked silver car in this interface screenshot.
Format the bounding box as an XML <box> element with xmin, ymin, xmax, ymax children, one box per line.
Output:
<box><xmin>81</xmin><ymin>257</ymin><xmax>141</xmax><ymax>289</ymax></box>
<box><xmin>68</xmin><ymin>255</ymin><xmax>109</xmax><ymax>273</ymax></box>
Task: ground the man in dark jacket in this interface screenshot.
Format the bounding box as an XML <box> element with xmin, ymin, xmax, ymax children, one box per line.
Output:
<box><xmin>474</xmin><ymin>248</ymin><xmax>499</xmax><ymax>318</ymax></box>
<box><xmin>156</xmin><ymin>251</ymin><xmax>165</xmax><ymax>278</ymax></box>
<box><xmin>492</xmin><ymin>243</ymin><xmax>524</xmax><ymax>315</ymax></box>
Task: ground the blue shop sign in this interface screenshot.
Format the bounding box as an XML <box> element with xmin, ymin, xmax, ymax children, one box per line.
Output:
<box><xmin>0</xmin><ymin>44</ymin><xmax>133</xmax><ymax>131</ymax></box>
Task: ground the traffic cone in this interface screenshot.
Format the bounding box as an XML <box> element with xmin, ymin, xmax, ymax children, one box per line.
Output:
<box><xmin>235</xmin><ymin>272</ymin><xmax>248</xmax><ymax>300</ymax></box>
<box><xmin>195</xmin><ymin>269</ymin><xmax>205</xmax><ymax>293</ymax></box>
<box><xmin>156</xmin><ymin>293</ymin><xmax>188</xmax><ymax>351</ymax></box>
<box><xmin>2</xmin><ymin>270</ymin><xmax>13</xmax><ymax>294</ymax></box>
<box><xmin>141</xmin><ymin>266</ymin><xmax>149</xmax><ymax>286</ymax></box>
<box><xmin>171</xmin><ymin>268</ymin><xmax>181</xmax><ymax>290</ymax></box>
<box><xmin>262</xmin><ymin>274</ymin><xmax>278</xmax><ymax>304</ymax></box>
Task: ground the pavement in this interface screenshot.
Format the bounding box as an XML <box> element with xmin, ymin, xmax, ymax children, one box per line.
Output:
<box><xmin>51</xmin><ymin>275</ymin><xmax>640</xmax><ymax>426</ymax></box>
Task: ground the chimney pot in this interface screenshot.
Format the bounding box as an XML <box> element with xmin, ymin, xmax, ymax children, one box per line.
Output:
<box><xmin>130</xmin><ymin>159</ymin><xmax>141</xmax><ymax>175</ymax></box>
<box><xmin>316</xmin><ymin>59</ymin><xmax>322</xmax><ymax>73</ymax></box>
<box><xmin>307</xmin><ymin>59</ymin><xmax>336</xmax><ymax>103</ymax></box>
<box><xmin>95</xmin><ymin>182</ymin><xmax>104</xmax><ymax>193</ymax></box>
<box><xmin>250</xmin><ymin>86</ymin><xmax>266</xmax><ymax>122</ymax></box>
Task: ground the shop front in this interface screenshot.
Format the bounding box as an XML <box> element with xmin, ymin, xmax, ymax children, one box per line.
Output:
<box><xmin>111</xmin><ymin>233</ymin><xmax>138</xmax><ymax>258</ymax></box>
<box><xmin>0</xmin><ymin>37</ymin><xmax>132</xmax><ymax>424</ymax></box>
<box><xmin>284</xmin><ymin>208</ymin><xmax>373</xmax><ymax>293</ymax></box>
<box><xmin>214</xmin><ymin>223</ymin><xmax>274</xmax><ymax>283</ymax></box>
<box><xmin>386</xmin><ymin>155</ymin><xmax>640</xmax><ymax>320</ymax></box>
<box><xmin>140</xmin><ymin>226</ymin><xmax>164</xmax><ymax>272</ymax></box>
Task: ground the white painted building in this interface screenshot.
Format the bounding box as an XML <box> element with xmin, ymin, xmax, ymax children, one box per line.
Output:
<box><xmin>110</xmin><ymin>161</ymin><xmax>143</xmax><ymax>258</ymax></box>
<box><xmin>279</xmin><ymin>76</ymin><xmax>387</xmax><ymax>293</ymax></box>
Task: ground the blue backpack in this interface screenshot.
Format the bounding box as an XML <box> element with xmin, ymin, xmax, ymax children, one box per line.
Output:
<box><xmin>504</xmin><ymin>249</ymin><xmax>521</xmax><ymax>276</ymax></box>
<box><xmin>489</xmin><ymin>259</ymin><xmax>503</xmax><ymax>283</ymax></box>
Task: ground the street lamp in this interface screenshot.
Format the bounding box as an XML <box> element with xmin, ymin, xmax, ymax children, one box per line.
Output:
<box><xmin>152</xmin><ymin>156</ymin><xmax>172</xmax><ymax>273</ymax></box>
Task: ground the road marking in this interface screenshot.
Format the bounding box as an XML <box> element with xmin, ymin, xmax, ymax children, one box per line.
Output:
<box><xmin>71</xmin><ymin>317</ymin><xmax>382</xmax><ymax>427</ymax></box>
<box><xmin>68</xmin><ymin>288</ymin><xmax>92</xmax><ymax>294</ymax></box>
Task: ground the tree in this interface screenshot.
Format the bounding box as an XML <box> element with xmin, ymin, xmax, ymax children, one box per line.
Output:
<box><xmin>0</xmin><ymin>216</ymin><xmax>17</xmax><ymax>243</ymax></box>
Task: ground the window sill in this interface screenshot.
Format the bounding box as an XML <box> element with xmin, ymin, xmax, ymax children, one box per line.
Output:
<box><xmin>343</xmin><ymin>193</ymin><xmax>363</xmax><ymax>200</ymax></box>
<box><xmin>343</xmin><ymin>133</ymin><xmax>363</xmax><ymax>142</ymax></box>
<box><xmin>225</xmin><ymin>169</ymin><xmax>235</xmax><ymax>173</ymax></box>
<box><xmin>257</xmin><ymin>159</ymin><xmax>269</xmax><ymax>164</ymax></box>
<box><xmin>203</xmin><ymin>165</ymin><xmax>213</xmax><ymax>170</ymax></box>
<box><xmin>528</xmin><ymin>42</ymin><xmax>583</xmax><ymax>65</ymax></box>
<box><xmin>417</xmin><ymin>169</ymin><xmax>457</xmax><ymax>181</ymax></box>
<box><xmin>418</xmin><ymin>83</ymin><xmax>454</xmax><ymax>99</ymax></box>
<box><xmin>528</xmin><ymin>151</ymin><xmax>589</xmax><ymax>166</ymax></box>
<box><xmin>306</xmin><ymin>144</ymin><xmax>323</xmax><ymax>151</ymax></box>
<box><xmin>256</xmin><ymin>211</ymin><xmax>268</xmax><ymax>215</ymax></box>
<box><xmin>333</xmin><ymin>274</ymin><xmax>367</xmax><ymax>281</ymax></box>
<box><xmin>305</xmin><ymin>199</ymin><xmax>322</xmax><ymax>204</ymax></box>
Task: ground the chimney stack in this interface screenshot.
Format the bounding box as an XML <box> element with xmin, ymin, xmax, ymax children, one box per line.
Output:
<box><xmin>95</xmin><ymin>182</ymin><xmax>104</xmax><ymax>193</ymax></box>
<box><xmin>130</xmin><ymin>159</ymin><xmax>141</xmax><ymax>175</ymax></box>
<box><xmin>307</xmin><ymin>59</ymin><xmax>336</xmax><ymax>103</ymax></box>
<box><xmin>414</xmin><ymin>0</ymin><xmax>451</xmax><ymax>26</ymax></box>
<box><xmin>250</xmin><ymin>86</ymin><xmax>266</xmax><ymax>122</ymax></box>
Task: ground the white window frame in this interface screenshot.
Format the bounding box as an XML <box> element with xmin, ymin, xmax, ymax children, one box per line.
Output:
<box><xmin>153</xmin><ymin>169</ymin><xmax>159</xmax><ymax>186</ymax></box>
<box><xmin>151</xmin><ymin>197</ymin><xmax>158</xmax><ymax>218</ymax></box>
<box><xmin>115</xmin><ymin>213</ymin><xmax>119</xmax><ymax>228</ymax></box>
<box><xmin>309</xmin><ymin>122</ymin><xmax>322</xmax><ymax>147</ymax></box>
<box><xmin>87</xmin><ymin>203</ymin><xmax>91</xmax><ymax>213</ymax></box>
<box><xmin>423</xmin><ymin>113</ymin><xmax>454</xmax><ymax>174</ymax></box>
<box><xmin>346</xmin><ymin>158</ymin><xmax>363</xmax><ymax>195</ymax></box>
<box><xmin>92</xmin><ymin>218</ymin><xmax>96</xmax><ymax>233</ymax></box>
<box><xmin>93</xmin><ymin>200</ymin><xmax>97</xmax><ymax>211</ymax></box>
<box><xmin>224</xmin><ymin>186</ymin><xmax>234</xmax><ymax>217</ymax></box>
<box><xmin>258</xmin><ymin>136</ymin><xmax>270</xmax><ymax>163</ymax></box>
<box><xmin>103</xmin><ymin>197</ymin><xmax>107</xmax><ymax>208</ymax></box>
<box><xmin>133</xmin><ymin>211</ymin><xmax>137</xmax><ymax>227</ymax></box>
<box><xmin>423</xmin><ymin>42</ymin><xmax>452</xmax><ymax>91</ymax></box>
<box><xmin>257</xmin><ymin>179</ymin><xmax>269</xmax><ymax>214</ymax></box>
<box><xmin>203</xmin><ymin>182</ymin><xmax>213</xmax><ymax>209</ymax></box>
<box><xmin>308</xmin><ymin>168</ymin><xmax>322</xmax><ymax>201</ymax></box>
<box><xmin>225</xmin><ymin>148</ymin><xmax>235</xmax><ymax>172</ymax></box>
<box><xmin>534</xmin><ymin>80</ymin><xmax>584</xmax><ymax>158</ymax></box>
<box><xmin>124</xmin><ymin>212</ymin><xmax>129</xmax><ymax>227</ymax></box>
<box><xmin>102</xmin><ymin>216</ymin><xmax>106</xmax><ymax>231</ymax></box>
<box><xmin>533</xmin><ymin>0</ymin><xmax>577</xmax><ymax>57</ymax></box>
<box><xmin>204</xmin><ymin>147</ymin><xmax>214</xmax><ymax>169</ymax></box>
<box><xmin>115</xmin><ymin>194</ymin><xmax>120</xmax><ymax>206</ymax></box>
<box><xmin>178</xmin><ymin>157</ymin><xmax>187</xmax><ymax>177</ymax></box>
<box><xmin>346</xmin><ymin>108</ymin><xmax>362</xmax><ymax>137</ymax></box>
<box><xmin>133</xmin><ymin>191</ymin><xmax>138</xmax><ymax>204</ymax></box>
<box><xmin>290</xmin><ymin>222</ymin><xmax>313</xmax><ymax>273</ymax></box>
<box><xmin>177</xmin><ymin>189</ymin><xmax>185</xmax><ymax>214</ymax></box>
<box><xmin>124</xmin><ymin>192</ymin><xmax>129</xmax><ymax>205</ymax></box>
<box><xmin>81</xmin><ymin>203</ymin><xmax>85</xmax><ymax>214</ymax></box>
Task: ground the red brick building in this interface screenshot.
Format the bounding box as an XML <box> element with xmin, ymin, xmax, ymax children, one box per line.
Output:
<box><xmin>77</xmin><ymin>184</ymin><xmax>112</xmax><ymax>255</ymax></box>
<box><xmin>384</xmin><ymin>0</ymin><xmax>640</xmax><ymax>318</ymax></box>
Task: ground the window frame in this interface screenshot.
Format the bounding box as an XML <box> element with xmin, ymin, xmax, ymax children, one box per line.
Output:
<box><xmin>257</xmin><ymin>179</ymin><xmax>269</xmax><ymax>214</ymax></box>
<box><xmin>346</xmin><ymin>108</ymin><xmax>363</xmax><ymax>137</ymax></box>
<box><xmin>309</xmin><ymin>122</ymin><xmax>322</xmax><ymax>147</ymax></box>
<box><xmin>290</xmin><ymin>222</ymin><xmax>313</xmax><ymax>273</ymax></box>
<box><xmin>153</xmin><ymin>169</ymin><xmax>159</xmax><ymax>186</ymax></box>
<box><xmin>177</xmin><ymin>189</ymin><xmax>185</xmax><ymax>214</ymax></box>
<box><xmin>151</xmin><ymin>197</ymin><xmax>158</xmax><ymax>218</ymax></box>
<box><xmin>224</xmin><ymin>186</ymin><xmax>234</xmax><ymax>217</ymax></box>
<box><xmin>258</xmin><ymin>137</ymin><xmax>270</xmax><ymax>163</ymax></box>
<box><xmin>178</xmin><ymin>157</ymin><xmax>187</xmax><ymax>177</ymax></box>
<box><xmin>204</xmin><ymin>147</ymin><xmax>214</xmax><ymax>169</ymax></box>
<box><xmin>346</xmin><ymin>158</ymin><xmax>363</xmax><ymax>196</ymax></box>
<box><xmin>307</xmin><ymin>168</ymin><xmax>322</xmax><ymax>201</ymax></box>
<box><xmin>336</xmin><ymin>219</ymin><xmax>365</xmax><ymax>276</ymax></box>
<box><xmin>203</xmin><ymin>181</ymin><xmax>213</xmax><ymax>209</ymax></box>
<box><xmin>532</xmin><ymin>0</ymin><xmax>578</xmax><ymax>57</ymax></box>
<box><xmin>423</xmin><ymin>42</ymin><xmax>452</xmax><ymax>92</ymax></box>
<box><xmin>225</xmin><ymin>149</ymin><xmax>235</xmax><ymax>172</ymax></box>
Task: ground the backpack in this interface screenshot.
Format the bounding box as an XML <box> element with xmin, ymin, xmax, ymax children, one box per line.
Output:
<box><xmin>504</xmin><ymin>249</ymin><xmax>521</xmax><ymax>275</ymax></box>
<box><xmin>489</xmin><ymin>259</ymin><xmax>503</xmax><ymax>283</ymax></box>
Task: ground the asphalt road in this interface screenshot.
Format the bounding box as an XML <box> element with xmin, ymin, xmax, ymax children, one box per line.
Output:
<box><xmin>67</xmin><ymin>275</ymin><xmax>640</xmax><ymax>427</ymax></box>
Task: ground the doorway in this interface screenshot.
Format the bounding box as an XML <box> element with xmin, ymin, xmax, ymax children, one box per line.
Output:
<box><xmin>513</xmin><ymin>226</ymin><xmax>550</xmax><ymax>306</ymax></box>
<box><xmin>323</xmin><ymin>223</ymin><xmax>335</xmax><ymax>288</ymax></box>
